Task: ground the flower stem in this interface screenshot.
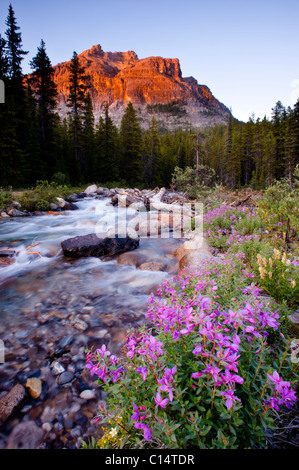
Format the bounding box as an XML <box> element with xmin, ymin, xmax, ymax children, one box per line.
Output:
<box><xmin>252</xmin><ymin>341</ymin><xmax>265</xmax><ymax>385</ymax></box>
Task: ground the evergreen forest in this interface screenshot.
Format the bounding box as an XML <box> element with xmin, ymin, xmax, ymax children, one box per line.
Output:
<box><xmin>0</xmin><ymin>5</ymin><xmax>299</xmax><ymax>191</ymax></box>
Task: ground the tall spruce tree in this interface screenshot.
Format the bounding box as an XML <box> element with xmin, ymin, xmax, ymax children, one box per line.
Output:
<box><xmin>95</xmin><ymin>102</ymin><xmax>119</xmax><ymax>183</ymax></box>
<box><xmin>271</xmin><ymin>101</ymin><xmax>286</xmax><ymax>179</ymax></box>
<box><xmin>141</xmin><ymin>117</ymin><xmax>161</xmax><ymax>187</ymax></box>
<box><xmin>80</xmin><ymin>92</ymin><xmax>95</xmax><ymax>181</ymax></box>
<box><xmin>0</xmin><ymin>4</ymin><xmax>29</xmax><ymax>187</ymax></box>
<box><xmin>30</xmin><ymin>39</ymin><xmax>58</xmax><ymax>180</ymax></box>
<box><xmin>120</xmin><ymin>102</ymin><xmax>142</xmax><ymax>186</ymax></box>
<box><xmin>285</xmin><ymin>100</ymin><xmax>299</xmax><ymax>188</ymax></box>
<box><xmin>67</xmin><ymin>51</ymin><xmax>89</xmax><ymax>180</ymax></box>
<box><xmin>5</xmin><ymin>3</ymin><xmax>27</xmax><ymax>86</ymax></box>
<box><xmin>0</xmin><ymin>33</ymin><xmax>9</xmax><ymax>80</ymax></box>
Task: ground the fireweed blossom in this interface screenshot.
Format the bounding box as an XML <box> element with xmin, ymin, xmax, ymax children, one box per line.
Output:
<box><xmin>84</xmin><ymin>249</ymin><xmax>296</xmax><ymax>447</ymax></box>
<box><xmin>221</xmin><ymin>389</ymin><xmax>241</xmax><ymax>410</ymax></box>
<box><xmin>134</xmin><ymin>422</ymin><xmax>152</xmax><ymax>441</ymax></box>
<box><xmin>136</xmin><ymin>366</ymin><xmax>148</xmax><ymax>381</ymax></box>
<box><xmin>131</xmin><ymin>402</ymin><xmax>152</xmax><ymax>441</ymax></box>
<box><xmin>139</xmin><ymin>335</ymin><xmax>164</xmax><ymax>361</ymax></box>
<box><xmin>97</xmin><ymin>344</ymin><xmax>111</xmax><ymax>359</ymax></box>
<box><xmin>158</xmin><ymin>365</ymin><xmax>177</xmax><ymax>401</ymax></box>
<box><xmin>154</xmin><ymin>391</ymin><xmax>169</xmax><ymax>409</ymax></box>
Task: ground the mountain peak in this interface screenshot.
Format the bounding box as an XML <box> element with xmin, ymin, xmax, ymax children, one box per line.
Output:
<box><xmin>85</xmin><ymin>44</ymin><xmax>104</xmax><ymax>57</ymax></box>
<box><xmin>53</xmin><ymin>44</ymin><xmax>230</xmax><ymax>129</ymax></box>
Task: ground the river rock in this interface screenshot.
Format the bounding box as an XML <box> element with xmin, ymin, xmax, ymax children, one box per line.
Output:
<box><xmin>5</xmin><ymin>421</ymin><xmax>45</xmax><ymax>449</ymax></box>
<box><xmin>84</xmin><ymin>184</ymin><xmax>97</xmax><ymax>195</ymax></box>
<box><xmin>49</xmin><ymin>203</ymin><xmax>60</xmax><ymax>211</ymax></box>
<box><xmin>117</xmin><ymin>251</ymin><xmax>146</xmax><ymax>267</ymax></box>
<box><xmin>79</xmin><ymin>389</ymin><xmax>96</xmax><ymax>400</ymax></box>
<box><xmin>175</xmin><ymin>236</ymin><xmax>208</xmax><ymax>259</ymax></box>
<box><xmin>0</xmin><ymin>249</ymin><xmax>16</xmax><ymax>257</ymax></box>
<box><xmin>178</xmin><ymin>250</ymin><xmax>212</xmax><ymax>273</ymax></box>
<box><xmin>64</xmin><ymin>202</ymin><xmax>79</xmax><ymax>210</ymax></box>
<box><xmin>7</xmin><ymin>208</ymin><xmax>28</xmax><ymax>217</ymax></box>
<box><xmin>56</xmin><ymin>197</ymin><xmax>66</xmax><ymax>208</ymax></box>
<box><xmin>0</xmin><ymin>212</ymin><xmax>9</xmax><ymax>218</ymax></box>
<box><xmin>25</xmin><ymin>378</ymin><xmax>42</xmax><ymax>399</ymax></box>
<box><xmin>111</xmin><ymin>193</ymin><xmax>141</xmax><ymax>208</ymax></box>
<box><xmin>66</xmin><ymin>193</ymin><xmax>79</xmax><ymax>202</ymax></box>
<box><xmin>57</xmin><ymin>371</ymin><xmax>74</xmax><ymax>385</ymax></box>
<box><xmin>0</xmin><ymin>384</ymin><xmax>26</xmax><ymax>426</ymax></box>
<box><xmin>138</xmin><ymin>261</ymin><xmax>166</xmax><ymax>271</ymax></box>
<box><xmin>71</xmin><ymin>316</ymin><xmax>88</xmax><ymax>331</ymax></box>
<box><xmin>51</xmin><ymin>361</ymin><xmax>65</xmax><ymax>376</ymax></box>
<box><xmin>61</xmin><ymin>233</ymin><xmax>139</xmax><ymax>258</ymax></box>
<box><xmin>0</xmin><ymin>256</ymin><xmax>15</xmax><ymax>268</ymax></box>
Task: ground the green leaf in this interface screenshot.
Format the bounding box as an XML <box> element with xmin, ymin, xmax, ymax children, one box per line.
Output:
<box><xmin>200</xmin><ymin>425</ymin><xmax>212</xmax><ymax>436</ymax></box>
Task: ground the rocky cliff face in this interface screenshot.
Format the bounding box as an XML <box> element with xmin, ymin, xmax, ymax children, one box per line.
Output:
<box><xmin>53</xmin><ymin>44</ymin><xmax>231</xmax><ymax>129</ymax></box>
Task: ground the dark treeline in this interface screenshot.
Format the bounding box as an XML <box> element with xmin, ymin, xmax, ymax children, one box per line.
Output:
<box><xmin>0</xmin><ymin>4</ymin><xmax>298</xmax><ymax>190</ymax></box>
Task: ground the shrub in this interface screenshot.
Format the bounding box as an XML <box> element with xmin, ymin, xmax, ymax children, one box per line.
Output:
<box><xmin>172</xmin><ymin>166</ymin><xmax>216</xmax><ymax>199</ymax></box>
<box><xmin>256</xmin><ymin>175</ymin><xmax>299</xmax><ymax>242</ymax></box>
<box><xmin>254</xmin><ymin>249</ymin><xmax>299</xmax><ymax>307</ymax></box>
<box><xmin>0</xmin><ymin>191</ymin><xmax>13</xmax><ymax>211</ymax></box>
<box><xmin>15</xmin><ymin>180</ymin><xmax>81</xmax><ymax>212</ymax></box>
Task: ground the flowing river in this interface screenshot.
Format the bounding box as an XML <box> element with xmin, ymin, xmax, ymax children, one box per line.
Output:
<box><xmin>0</xmin><ymin>195</ymin><xmax>183</xmax><ymax>448</ymax></box>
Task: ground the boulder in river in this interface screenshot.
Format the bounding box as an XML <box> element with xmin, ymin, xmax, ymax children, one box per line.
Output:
<box><xmin>178</xmin><ymin>250</ymin><xmax>213</xmax><ymax>273</ymax></box>
<box><xmin>56</xmin><ymin>197</ymin><xmax>66</xmax><ymax>208</ymax></box>
<box><xmin>84</xmin><ymin>184</ymin><xmax>98</xmax><ymax>195</ymax></box>
<box><xmin>7</xmin><ymin>208</ymin><xmax>28</xmax><ymax>217</ymax></box>
<box><xmin>61</xmin><ymin>233</ymin><xmax>140</xmax><ymax>259</ymax></box>
<box><xmin>63</xmin><ymin>202</ymin><xmax>79</xmax><ymax>210</ymax></box>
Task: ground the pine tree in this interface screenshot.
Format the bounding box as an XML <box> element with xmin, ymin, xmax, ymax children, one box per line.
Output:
<box><xmin>53</xmin><ymin>117</ymin><xmax>73</xmax><ymax>180</ymax></box>
<box><xmin>29</xmin><ymin>39</ymin><xmax>58</xmax><ymax>180</ymax></box>
<box><xmin>120</xmin><ymin>102</ymin><xmax>142</xmax><ymax>186</ymax></box>
<box><xmin>271</xmin><ymin>101</ymin><xmax>286</xmax><ymax>179</ymax></box>
<box><xmin>0</xmin><ymin>33</ymin><xmax>9</xmax><ymax>80</ymax></box>
<box><xmin>94</xmin><ymin>102</ymin><xmax>119</xmax><ymax>183</ymax></box>
<box><xmin>67</xmin><ymin>51</ymin><xmax>89</xmax><ymax>178</ymax></box>
<box><xmin>80</xmin><ymin>92</ymin><xmax>95</xmax><ymax>181</ymax></box>
<box><xmin>285</xmin><ymin>100</ymin><xmax>299</xmax><ymax>188</ymax></box>
<box><xmin>240</xmin><ymin>119</ymin><xmax>255</xmax><ymax>186</ymax></box>
<box><xmin>22</xmin><ymin>80</ymin><xmax>42</xmax><ymax>184</ymax></box>
<box><xmin>142</xmin><ymin>117</ymin><xmax>161</xmax><ymax>187</ymax></box>
<box><xmin>5</xmin><ymin>3</ymin><xmax>28</xmax><ymax>86</ymax></box>
<box><xmin>0</xmin><ymin>4</ymin><xmax>29</xmax><ymax>187</ymax></box>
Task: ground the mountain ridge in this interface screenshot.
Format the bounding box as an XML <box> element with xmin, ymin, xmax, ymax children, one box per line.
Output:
<box><xmin>52</xmin><ymin>44</ymin><xmax>231</xmax><ymax>129</ymax></box>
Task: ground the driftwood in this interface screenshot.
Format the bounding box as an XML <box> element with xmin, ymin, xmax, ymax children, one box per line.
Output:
<box><xmin>148</xmin><ymin>187</ymin><xmax>167</xmax><ymax>204</ymax></box>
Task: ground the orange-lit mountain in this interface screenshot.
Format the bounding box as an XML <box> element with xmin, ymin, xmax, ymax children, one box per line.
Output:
<box><xmin>53</xmin><ymin>44</ymin><xmax>231</xmax><ymax>129</ymax></box>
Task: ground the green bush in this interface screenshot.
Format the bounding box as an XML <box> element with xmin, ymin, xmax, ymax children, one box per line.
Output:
<box><xmin>15</xmin><ymin>180</ymin><xmax>78</xmax><ymax>212</ymax></box>
<box><xmin>0</xmin><ymin>191</ymin><xmax>13</xmax><ymax>211</ymax></box>
<box><xmin>172</xmin><ymin>165</ymin><xmax>216</xmax><ymax>198</ymax></box>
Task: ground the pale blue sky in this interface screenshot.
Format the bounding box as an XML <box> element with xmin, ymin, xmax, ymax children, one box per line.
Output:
<box><xmin>1</xmin><ymin>0</ymin><xmax>299</xmax><ymax>122</ymax></box>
